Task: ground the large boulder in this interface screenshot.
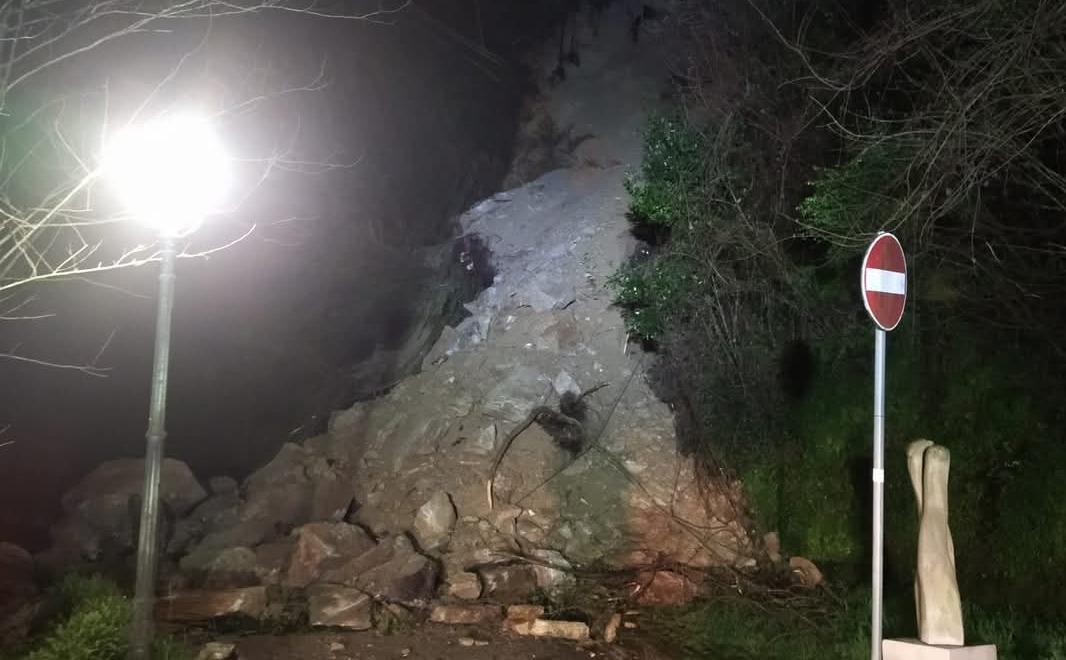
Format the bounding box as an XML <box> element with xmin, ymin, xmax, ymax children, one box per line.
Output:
<box><xmin>321</xmin><ymin>535</ymin><xmax>438</xmax><ymax>608</ymax></box>
<box><xmin>44</xmin><ymin>458</ymin><xmax>206</xmax><ymax>564</ymax></box>
<box><xmin>285</xmin><ymin>522</ymin><xmax>376</xmax><ymax>587</ymax></box>
<box><xmin>184</xmin><ymin>445</ymin><xmax>354</xmax><ymax>558</ymax></box>
<box><xmin>168</xmin><ymin>490</ymin><xmax>242</xmax><ymax>556</ymax></box>
<box><xmin>178</xmin><ymin>546</ymin><xmax>260</xmax><ymax>588</ymax></box>
<box><xmin>62</xmin><ymin>458</ymin><xmax>206</xmax><ymax>523</ymax></box>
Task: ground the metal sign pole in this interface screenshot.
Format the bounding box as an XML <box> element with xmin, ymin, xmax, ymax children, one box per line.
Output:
<box><xmin>871</xmin><ymin>327</ymin><xmax>887</xmax><ymax>660</ymax></box>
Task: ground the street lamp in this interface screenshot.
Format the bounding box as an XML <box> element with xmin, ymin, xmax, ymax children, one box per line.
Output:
<box><xmin>102</xmin><ymin>113</ymin><xmax>230</xmax><ymax>660</ymax></box>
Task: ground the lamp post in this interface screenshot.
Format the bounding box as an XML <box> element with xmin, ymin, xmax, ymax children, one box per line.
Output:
<box><xmin>103</xmin><ymin>113</ymin><xmax>230</xmax><ymax>660</ymax></box>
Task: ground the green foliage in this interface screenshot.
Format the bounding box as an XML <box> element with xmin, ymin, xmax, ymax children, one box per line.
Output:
<box><xmin>625</xmin><ymin>117</ymin><xmax>708</xmax><ymax>227</ymax></box>
<box><xmin>607</xmin><ymin>255</ymin><xmax>697</xmax><ymax>342</ymax></box>
<box><xmin>797</xmin><ymin>145</ymin><xmax>903</xmax><ymax>248</ymax></box>
<box><xmin>26</xmin><ymin>579</ymin><xmax>129</xmax><ymax>660</ymax></box>
<box><xmin>18</xmin><ymin>575</ymin><xmax>193</xmax><ymax>660</ymax></box>
<box><xmin>653</xmin><ymin>591</ymin><xmax>873</xmax><ymax>660</ymax></box>
<box><xmin>752</xmin><ymin>332</ymin><xmax>1066</xmax><ymax>616</ymax></box>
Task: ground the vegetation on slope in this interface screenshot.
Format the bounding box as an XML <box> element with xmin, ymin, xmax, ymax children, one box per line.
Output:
<box><xmin>613</xmin><ymin>0</ymin><xmax>1066</xmax><ymax>653</ymax></box>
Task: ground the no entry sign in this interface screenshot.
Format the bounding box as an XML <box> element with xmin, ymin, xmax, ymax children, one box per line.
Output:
<box><xmin>862</xmin><ymin>232</ymin><xmax>907</xmax><ymax>660</ymax></box>
<box><xmin>861</xmin><ymin>233</ymin><xmax>907</xmax><ymax>331</ymax></box>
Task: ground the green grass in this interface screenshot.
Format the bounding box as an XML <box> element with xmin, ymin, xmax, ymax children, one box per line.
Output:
<box><xmin>656</xmin><ymin>589</ymin><xmax>1066</xmax><ymax>660</ymax></box>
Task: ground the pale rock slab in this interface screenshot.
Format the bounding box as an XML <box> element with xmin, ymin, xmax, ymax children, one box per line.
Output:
<box><xmin>156</xmin><ymin>587</ymin><xmax>268</xmax><ymax>622</ymax></box>
<box><xmin>307</xmin><ymin>584</ymin><xmax>373</xmax><ymax>630</ymax></box>
<box><xmin>884</xmin><ymin>639</ymin><xmax>997</xmax><ymax>660</ymax></box>
<box><xmin>429</xmin><ymin>604</ymin><xmax>503</xmax><ymax>625</ymax></box>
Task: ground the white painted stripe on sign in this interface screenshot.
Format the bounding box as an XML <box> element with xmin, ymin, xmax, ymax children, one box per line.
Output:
<box><xmin>866</xmin><ymin>268</ymin><xmax>906</xmax><ymax>295</ymax></box>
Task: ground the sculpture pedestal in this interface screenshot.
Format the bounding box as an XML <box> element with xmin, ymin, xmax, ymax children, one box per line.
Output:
<box><xmin>884</xmin><ymin>639</ymin><xmax>997</xmax><ymax>660</ymax></box>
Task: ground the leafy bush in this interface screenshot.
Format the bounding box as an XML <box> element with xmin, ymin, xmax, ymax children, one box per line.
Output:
<box><xmin>607</xmin><ymin>255</ymin><xmax>696</xmax><ymax>342</ymax></box>
<box><xmin>797</xmin><ymin>145</ymin><xmax>904</xmax><ymax>253</ymax></box>
<box><xmin>26</xmin><ymin>577</ymin><xmax>129</xmax><ymax>660</ymax></box>
<box><xmin>624</xmin><ymin>117</ymin><xmax>708</xmax><ymax>228</ymax></box>
<box><xmin>18</xmin><ymin>575</ymin><xmax>193</xmax><ymax>660</ymax></box>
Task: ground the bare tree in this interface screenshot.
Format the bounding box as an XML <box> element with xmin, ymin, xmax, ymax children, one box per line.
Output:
<box><xmin>0</xmin><ymin>0</ymin><xmax>409</xmax><ymax>370</ymax></box>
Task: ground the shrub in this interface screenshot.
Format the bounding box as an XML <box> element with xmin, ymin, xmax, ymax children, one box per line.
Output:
<box><xmin>20</xmin><ymin>575</ymin><xmax>193</xmax><ymax>660</ymax></box>
<box><xmin>607</xmin><ymin>254</ymin><xmax>696</xmax><ymax>342</ymax></box>
<box><xmin>26</xmin><ymin>579</ymin><xmax>130</xmax><ymax>660</ymax></box>
<box><xmin>624</xmin><ymin>117</ymin><xmax>708</xmax><ymax>228</ymax></box>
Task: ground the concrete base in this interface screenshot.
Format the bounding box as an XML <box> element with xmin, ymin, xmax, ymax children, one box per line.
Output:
<box><xmin>884</xmin><ymin>639</ymin><xmax>997</xmax><ymax>660</ymax></box>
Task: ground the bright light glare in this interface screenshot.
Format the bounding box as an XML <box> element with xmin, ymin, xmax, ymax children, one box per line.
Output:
<box><xmin>103</xmin><ymin>113</ymin><xmax>230</xmax><ymax>236</ymax></box>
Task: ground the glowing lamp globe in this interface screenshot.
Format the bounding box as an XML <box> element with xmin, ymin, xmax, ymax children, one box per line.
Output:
<box><xmin>103</xmin><ymin>114</ymin><xmax>230</xmax><ymax>236</ymax></box>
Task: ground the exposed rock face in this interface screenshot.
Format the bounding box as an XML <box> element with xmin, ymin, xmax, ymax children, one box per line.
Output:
<box><xmin>302</xmin><ymin>33</ymin><xmax>759</xmax><ymax>567</ymax></box>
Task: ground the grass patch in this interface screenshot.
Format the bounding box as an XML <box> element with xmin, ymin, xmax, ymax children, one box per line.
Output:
<box><xmin>655</xmin><ymin>589</ymin><xmax>1066</xmax><ymax>660</ymax></box>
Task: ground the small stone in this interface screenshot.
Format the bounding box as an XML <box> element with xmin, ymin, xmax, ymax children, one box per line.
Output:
<box><xmin>632</xmin><ymin>571</ymin><xmax>701</xmax><ymax>606</ymax></box>
<box><xmin>505</xmin><ymin>604</ymin><xmax>545</xmax><ymax>622</ymax></box>
<box><xmin>479</xmin><ymin>564</ymin><xmax>538</xmax><ymax>603</ymax></box>
<box><xmin>445</xmin><ymin>571</ymin><xmax>482</xmax><ymax>600</ymax></box>
<box><xmin>789</xmin><ymin>556</ymin><xmax>824</xmax><ymax>587</ymax></box>
<box><xmin>329</xmin><ymin>642</ymin><xmax>345</xmax><ymax>652</ymax></box>
<box><xmin>552</xmin><ymin>371</ymin><xmax>579</xmax><ymax>396</ymax></box>
<box><xmin>195</xmin><ymin>642</ymin><xmax>237</xmax><ymax>660</ymax></box>
<box><xmin>511</xmin><ymin>619</ymin><xmax>590</xmax><ymax>641</ymax></box>
<box><xmin>400</xmin><ymin>649</ymin><xmax>411</xmax><ymax>658</ymax></box>
<box><xmin>430</xmin><ymin>604</ymin><xmax>503</xmax><ymax>625</ymax></box>
<box><xmin>530</xmin><ymin>549</ymin><xmax>575</xmax><ymax>594</ymax></box>
<box><xmin>603</xmin><ymin>613</ymin><xmax>622</xmax><ymax>643</ymax></box>
<box><xmin>412</xmin><ymin>492</ymin><xmax>458</xmax><ymax>551</ymax></box>
<box><xmin>624</xmin><ymin>621</ymin><xmax>637</xmax><ymax>629</ymax></box>
<box><xmin>458</xmin><ymin>637</ymin><xmax>475</xmax><ymax>647</ymax></box>
<box><xmin>763</xmin><ymin>531</ymin><xmax>782</xmax><ymax>563</ymax></box>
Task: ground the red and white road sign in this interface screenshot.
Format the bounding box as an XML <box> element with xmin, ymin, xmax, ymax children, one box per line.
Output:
<box><xmin>861</xmin><ymin>233</ymin><xmax>907</xmax><ymax>331</ymax></box>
